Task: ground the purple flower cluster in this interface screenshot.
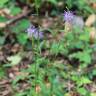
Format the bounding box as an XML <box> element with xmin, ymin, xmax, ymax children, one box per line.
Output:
<box><xmin>64</xmin><ymin>11</ymin><xmax>74</xmax><ymax>23</ymax></box>
<box><xmin>26</xmin><ymin>25</ymin><xmax>43</xmax><ymax>39</ymax></box>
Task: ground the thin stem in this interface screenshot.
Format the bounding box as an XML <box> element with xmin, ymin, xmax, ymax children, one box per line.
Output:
<box><xmin>31</xmin><ymin>36</ymin><xmax>37</xmax><ymax>94</ymax></box>
<box><xmin>37</xmin><ymin>29</ymin><xmax>40</xmax><ymax>54</ymax></box>
<box><xmin>32</xmin><ymin>32</ymin><xmax>40</xmax><ymax>95</ymax></box>
<box><xmin>35</xmin><ymin>0</ymin><xmax>39</xmax><ymax>16</ymax></box>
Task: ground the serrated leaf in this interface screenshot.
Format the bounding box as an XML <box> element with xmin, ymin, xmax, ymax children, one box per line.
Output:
<box><xmin>81</xmin><ymin>77</ymin><xmax>91</xmax><ymax>84</ymax></box>
<box><xmin>77</xmin><ymin>87</ymin><xmax>88</xmax><ymax>95</ymax></box>
<box><xmin>77</xmin><ymin>76</ymin><xmax>91</xmax><ymax>86</ymax></box>
<box><xmin>70</xmin><ymin>51</ymin><xmax>91</xmax><ymax>64</ymax></box>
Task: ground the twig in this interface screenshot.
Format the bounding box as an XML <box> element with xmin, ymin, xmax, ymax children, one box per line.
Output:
<box><xmin>0</xmin><ymin>10</ymin><xmax>33</xmax><ymax>28</ymax></box>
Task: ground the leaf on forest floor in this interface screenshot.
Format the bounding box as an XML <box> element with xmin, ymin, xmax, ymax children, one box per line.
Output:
<box><xmin>7</xmin><ymin>55</ymin><xmax>22</xmax><ymax>66</ymax></box>
<box><xmin>0</xmin><ymin>22</ymin><xmax>6</xmax><ymax>28</ymax></box>
<box><xmin>90</xmin><ymin>27</ymin><xmax>96</xmax><ymax>44</ymax></box>
<box><xmin>85</xmin><ymin>14</ymin><xmax>96</xmax><ymax>27</ymax></box>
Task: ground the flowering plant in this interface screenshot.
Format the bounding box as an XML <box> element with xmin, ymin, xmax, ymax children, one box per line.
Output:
<box><xmin>26</xmin><ymin>24</ymin><xmax>43</xmax><ymax>39</ymax></box>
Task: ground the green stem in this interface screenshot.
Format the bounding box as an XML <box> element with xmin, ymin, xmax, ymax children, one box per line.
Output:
<box><xmin>32</xmin><ymin>35</ymin><xmax>40</xmax><ymax>95</ymax></box>
<box><xmin>35</xmin><ymin>0</ymin><xmax>39</xmax><ymax>16</ymax></box>
<box><xmin>32</xmin><ymin>37</ymin><xmax>37</xmax><ymax>94</ymax></box>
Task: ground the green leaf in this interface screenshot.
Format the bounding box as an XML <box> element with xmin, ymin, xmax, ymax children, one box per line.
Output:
<box><xmin>11</xmin><ymin>6</ymin><xmax>21</xmax><ymax>15</ymax></box>
<box><xmin>77</xmin><ymin>87</ymin><xmax>88</xmax><ymax>96</ymax></box>
<box><xmin>69</xmin><ymin>51</ymin><xmax>91</xmax><ymax>64</ymax></box>
<box><xmin>71</xmin><ymin>75</ymin><xmax>79</xmax><ymax>81</ymax></box>
<box><xmin>77</xmin><ymin>76</ymin><xmax>91</xmax><ymax>86</ymax></box>
<box><xmin>18</xmin><ymin>19</ymin><xmax>30</xmax><ymax>30</ymax></box>
<box><xmin>15</xmin><ymin>92</ymin><xmax>27</xmax><ymax>96</ymax></box>
<box><xmin>79</xmin><ymin>52</ymin><xmax>91</xmax><ymax>63</ymax></box>
<box><xmin>48</xmin><ymin>0</ymin><xmax>58</xmax><ymax>5</ymax></box>
<box><xmin>51</xmin><ymin>42</ymin><xmax>60</xmax><ymax>55</ymax></box>
<box><xmin>72</xmin><ymin>75</ymin><xmax>91</xmax><ymax>86</ymax></box>
<box><xmin>79</xmin><ymin>32</ymin><xmax>90</xmax><ymax>42</ymax></box>
<box><xmin>92</xmin><ymin>69</ymin><xmax>96</xmax><ymax>76</ymax></box>
<box><xmin>17</xmin><ymin>33</ymin><xmax>28</xmax><ymax>45</ymax></box>
<box><xmin>11</xmin><ymin>19</ymin><xmax>30</xmax><ymax>33</ymax></box>
<box><xmin>0</xmin><ymin>67</ymin><xmax>5</xmax><ymax>78</ymax></box>
<box><xmin>0</xmin><ymin>16</ymin><xmax>8</xmax><ymax>22</ymax></box>
<box><xmin>0</xmin><ymin>36</ymin><xmax>5</xmax><ymax>45</ymax></box>
<box><xmin>35</xmin><ymin>0</ymin><xmax>42</xmax><ymax>8</ymax></box>
<box><xmin>81</xmin><ymin>76</ymin><xmax>91</xmax><ymax>84</ymax></box>
<box><xmin>0</xmin><ymin>0</ymin><xmax>9</xmax><ymax>7</ymax></box>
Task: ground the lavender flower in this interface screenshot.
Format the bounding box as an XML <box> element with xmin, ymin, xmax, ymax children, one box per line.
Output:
<box><xmin>64</xmin><ymin>11</ymin><xmax>74</xmax><ymax>23</ymax></box>
<box><xmin>26</xmin><ymin>24</ymin><xmax>43</xmax><ymax>39</ymax></box>
<box><xmin>64</xmin><ymin>11</ymin><xmax>84</xmax><ymax>29</ymax></box>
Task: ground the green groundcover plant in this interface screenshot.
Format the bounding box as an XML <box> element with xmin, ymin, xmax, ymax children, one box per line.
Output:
<box><xmin>0</xmin><ymin>0</ymin><xmax>96</xmax><ymax>96</ymax></box>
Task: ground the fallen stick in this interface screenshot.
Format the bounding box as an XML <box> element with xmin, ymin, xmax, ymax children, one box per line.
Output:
<box><xmin>0</xmin><ymin>10</ymin><xmax>33</xmax><ymax>28</ymax></box>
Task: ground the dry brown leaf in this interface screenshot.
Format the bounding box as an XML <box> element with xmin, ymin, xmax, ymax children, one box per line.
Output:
<box><xmin>0</xmin><ymin>79</ymin><xmax>9</xmax><ymax>85</ymax></box>
<box><xmin>90</xmin><ymin>27</ymin><xmax>96</xmax><ymax>44</ymax></box>
<box><xmin>85</xmin><ymin>14</ymin><xmax>96</xmax><ymax>27</ymax></box>
<box><xmin>11</xmin><ymin>44</ymin><xmax>22</xmax><ymax>53</ymax></box>
<box><xmin>0</xmin><ymin>22</ymin><xmax>6</xmax><ymax>28</ymax></box>
<box><xmin>46</xmin><ymin>82</ymin><xmax>51</xmax><ymax>88</ymax></box>
<box><xmin>2</xmin><ymin>90</ymin><xmax>11</xmax><ymax>96</ymax></box>
<box><xmin>35</xmin><ymin>85</ymin><xmax>41</xmax><ymax>93</ymax></box>
<box><xmin>90</xmin><ymin>3</ymin><xmax>96</xmax><ymax>9</ymax></box>
<box><xmin>9</xmin><ymin>73</ymin><xmax>15</xmax><ymax>79</ymax></box>
<box><xmin>65</xmin><ymin>22</ymin><xmax>72</xmax><ymax>32</ymax></box>
<box><xmin>41</xmin><ymin>18</ymin><xmax>53</xmax><ymax>29</ymax></box>
<box><xmin>14</xmin><ymin>72</ymin><xmax>29</xmax><ymax>77</ymax></box>
<box><xmin>92</xmin><ymin>3</ymin><xmax>96</xmax><ymax>9</ymax></box>
<box><xmin>0</xmin><ymin>8</ymin><xmax>10</xmax><ymax>15</ymax></box>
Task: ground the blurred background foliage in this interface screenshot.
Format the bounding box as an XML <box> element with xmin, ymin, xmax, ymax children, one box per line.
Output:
<box><xmin>0</xmin><ymin>0</ymin><xmax>96</xmax><ymax>96</ymax></box>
